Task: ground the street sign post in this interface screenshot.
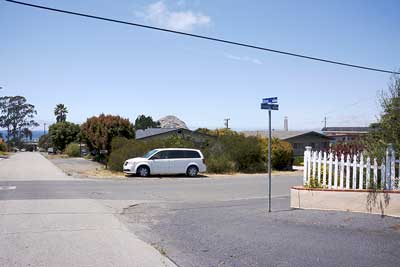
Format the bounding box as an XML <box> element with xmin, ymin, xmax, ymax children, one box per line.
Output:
<box><xmin>261</xmin><ymin>97</ymin><xmax>279</xmax><ymax>212</ymax></box>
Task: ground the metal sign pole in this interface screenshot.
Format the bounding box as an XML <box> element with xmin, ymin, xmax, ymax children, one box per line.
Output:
<box><xmin>261</xmin><ymin>96</ymin><xmax>278</xmax><ymax>213</ymax></box>
<box><xmin>268</xmin><ymin>109</ymin><xmax>272</xmax><ymax>213</ymax></box>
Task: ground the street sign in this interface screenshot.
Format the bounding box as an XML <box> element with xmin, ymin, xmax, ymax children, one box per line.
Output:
<box><xmin>261</xmin><ymin>103</ymin><xmax>279</xmax><ymax>110</ymax></box>
<box><xmin>262</xmin><ymin>97</ymin><xmax>278</xmax><ymax>104</ymax></box>
<box><xmin>260</xmin><ymin>97</ymin><xmax>279</xmax><ymax>213</ymax></box>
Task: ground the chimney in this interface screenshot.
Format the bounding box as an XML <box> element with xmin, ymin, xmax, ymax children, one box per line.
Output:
<box><xmin>284</xmin><ymin>116</ymin><xmax>288</xmax><ymax>131</ymax></box>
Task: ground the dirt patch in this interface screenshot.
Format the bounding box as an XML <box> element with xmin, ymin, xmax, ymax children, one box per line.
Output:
<box><xmin>82</xmin><ymin>168</ymin><xmax>126</xmax><ymax>179</ymax></box>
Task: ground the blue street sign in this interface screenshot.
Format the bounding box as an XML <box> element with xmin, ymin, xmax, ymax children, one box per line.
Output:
<box><xmin>261</xmin><ymin>103</ymin><xmax>279</xmax><ymax>110</ymax></box>
<box><xmin>262</xmin><ymin>97</ymin><xmax>278</xmax><ymax>104</ymax></box>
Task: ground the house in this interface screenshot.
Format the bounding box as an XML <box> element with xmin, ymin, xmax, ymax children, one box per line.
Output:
<box><xmin>242</xmin><ymin>130</ymin><xmax>331</xmax><ymax>156</ymax></box>
<box><xmin>321</xmin><ymin>127</ymin><xmax>371</xmax><ymax>143</ymax></box>
<box><xmin>135</xmin><ymin>128</ymin><xmax>216</xmax><ymax>146</ymax></box>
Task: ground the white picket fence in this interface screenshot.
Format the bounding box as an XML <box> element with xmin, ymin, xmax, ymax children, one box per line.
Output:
<box><xmin>303</xmin><ymin>145</ymin><xmax>400</xmax><ymax>190</ymax></box>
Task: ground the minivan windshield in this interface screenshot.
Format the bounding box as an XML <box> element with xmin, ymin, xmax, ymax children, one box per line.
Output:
<box><xmin>143</xmin><ymin>149</ymin><xmax>158</xmax><ymax>158</ymax></box>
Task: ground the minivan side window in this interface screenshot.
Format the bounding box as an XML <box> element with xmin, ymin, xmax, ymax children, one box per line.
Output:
<box><xmin>168</xmin><ymin>150</ymin><xmax>185</xmax><ymax>159</ymax></box>
<box><xmin>151</xmin><ymin>151</ymin><xmax>169</xmax><ymax>159</ymax></box>
<box><xmin>184</xmin><ymin>151</ymin><xmax>201</xmax><ymax>158</ymax></box>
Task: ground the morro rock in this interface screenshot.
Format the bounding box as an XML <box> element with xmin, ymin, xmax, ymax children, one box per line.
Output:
<box><xmin>158</xmin><ymin>115</ymin><xmax>188</xmax><ymax>129</ymax></box>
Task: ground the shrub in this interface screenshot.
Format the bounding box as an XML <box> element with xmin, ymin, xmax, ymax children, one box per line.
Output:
<box><xmin>0</xmin><ymin>141</ymin><xmax>7</xmax><ymax>152</ymax></box>
<box><xmin>271</xmin><ymin>139</ymin><xmax>293</xmax><ymax>170</ymax></box>
<box><xmin>108</xmin><ymin>142</ymin><xmax>138</xmax><ymax>172</ymax></box>
<box><xmin>206</xmin><ymin>155</ymin><xmax>236</xmax><ymax>173</ymax></box>
<box><xmin>216</xmin><ymin>133</ymin><xmax>265</xmax><ymax>173</ymax></box>
<box><xmin>293</xmin><ymin>156</ymin><xmax>304</xmax><ymax>166</ymax></box>
<box><xmin>65</xmin><ymin>143</ymin><xmax>81</xmax><ymax>157</ymax></box>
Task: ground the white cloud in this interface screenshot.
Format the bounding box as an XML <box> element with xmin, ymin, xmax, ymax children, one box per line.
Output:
<box><xmin>224</xmin><ymin>53</ymin><xmax>262</xmax><ymax>65</ymax></box>
<box><xmin>140</xmin><ymin>1</ymin><xmax>210</xmax><ymax>32</ymax></box>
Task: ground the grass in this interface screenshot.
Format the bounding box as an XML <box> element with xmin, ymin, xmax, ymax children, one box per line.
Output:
<box><xmin>0</xmin><ymin>151</ymin><xmax>10</xmax><ymax>156</ymax></box>
<box><xmin>81</xmin><ymin>167</ymin><xmax>126</xmax><ymax>179</ymax></box>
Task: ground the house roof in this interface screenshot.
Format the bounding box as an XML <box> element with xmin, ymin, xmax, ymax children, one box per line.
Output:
<box><xmin>321</xmin><ymin>127</ymin><xmax>371</xmax><ymax>133</ymax></box>
<box><xmin>135</xmin><ymin>128</ymin><xmax>180</xmax><ymax>140</ymax></box>
<box><xmin>242</xmin><ymin>130</ymin><xmax>331</xmax><ymax>140</ymax></box>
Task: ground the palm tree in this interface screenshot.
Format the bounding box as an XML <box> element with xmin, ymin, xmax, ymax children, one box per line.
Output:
<box><xmin>22</xmin><ymin>127</ymin><xmax>32</xmax><ymax>141</ymax></box>
<box><xmin>54</xmin><ymin>104</ymin><xmax>68</xmax><ymax>122</ymax></box>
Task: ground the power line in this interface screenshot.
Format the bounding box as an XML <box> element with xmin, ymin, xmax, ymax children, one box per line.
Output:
<box><xmin>5</xmin><ymin>0</ymin><xmax>400</xmax><ymax>75</ymax></box>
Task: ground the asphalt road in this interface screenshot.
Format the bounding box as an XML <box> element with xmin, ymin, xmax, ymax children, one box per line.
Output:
<box><xmin>1</xmin><ymin>152</ymin><xmax>400</xmax><ymax>267</ymax></box>
<box><xmin>121</xmin><ymin>198</ymin><xmax>400</xmax><ymax>267</ymax></box>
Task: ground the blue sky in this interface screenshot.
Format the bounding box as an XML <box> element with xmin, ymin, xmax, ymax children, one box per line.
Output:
<box><xmin>1</xmin><ymin>0</ymin><xmax>399</xmax><ymax>131</ymax></box>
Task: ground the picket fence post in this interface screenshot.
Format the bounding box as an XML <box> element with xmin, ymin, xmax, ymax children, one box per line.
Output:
<box><xmin>346</xmin><ymin>154</ymin><xmax>351</xmax><ymax>189</ymax></box>
<box><xmin>385</xmin><ymin>145</ymin><xmax>391</xmax><ymax>189</ymax></box>
<box><xmin>381</xmin><ymin>161</ymin><xmax>386</xmax><ymax>189</ymax></box>
<box><xmin>373</xmin><ymin>158</ymin><xmax>378</xmax><ymax>189</ymax></box>
<box><xmin>334</xmin><ymin>155</ymin><xmax>338</xmax><ymax>188</ymax></box>
<box><xmin>352</xmin><ymin>155</ymin><xmax>357</xmax><ymax>189</ymax></box>
<box><xmin>359</xmin><ymin>154</ymin><xmax>364</xmax><ymax>189</ymax></box>
<box><xmin>390</xmin><ymin>148</ymin><xmax>395</xmax><ymax>190</ymax></box>
<box><xmin>328</xmin><ymin>153</ymin><xmax>333</xmax><ymax>189</ymax></box>
<box><xmin>366</xmin><ymin>157</ymin><xmax>371</xmax><ymax>189</ymax></box>
<box><xmin>323</xmin><ymin>152</ymin><xmax>327</xmax><ymax>187</ymax></box>
<box><xmin>317</xmin><ymin>151</ymin><xmax>322</xmax><ymax>184</ymax></box>
<box><xmin>340</xmin><ymin>154</ymin><xmax>344</xmax><ymax>189</ymax></box>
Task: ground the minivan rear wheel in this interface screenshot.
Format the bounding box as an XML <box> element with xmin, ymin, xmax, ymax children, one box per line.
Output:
<box><xmin>186</xmin><ymin>165</ymin><xmax>199</xmax><ymax>177</ymax></box>
<box><xmin>137</xmin><ymin>166</ymin><xmax>150</xmax><ymax>177</ymax></box>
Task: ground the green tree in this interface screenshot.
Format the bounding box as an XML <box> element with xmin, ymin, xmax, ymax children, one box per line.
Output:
<box><xmin>81</xmin><ymin>114</ymin><xmax>135</xmax><ymax>154</ymax></box>
<box><xmin>49</xmin><ymin>122</ymin><xmax>80</xmax><ymax>151</ymax></box>
<box><xmin>38</xmin><ymin>134</ymin><xmax>52</xmax><ymax>150</ymax></box>
<box><xmin>134</xmin><ymin>115</ymin><xmax>160</xmax><ymax>130</ymax></box>
<box><xmin>0</xmin><ymin>96</ymin><xmax>38</xmax><ymax>148</ymax></box>
<box><xmin>54</xmin><ymin>104</ymin><xmax>68</xmax><ymax>123</ymax></box>
<box><xmin>364</xmin><ymin>74</ymin><xmax>400</xmax><ymax>158</ymax></box>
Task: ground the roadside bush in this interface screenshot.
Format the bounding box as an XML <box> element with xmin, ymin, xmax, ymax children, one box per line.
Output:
<box><xmin>108</xmin><ymin>141</ymin><xmax>138</xmax><ymax>172</ymax></box>
<box><xmin>216</xmin><ymin>133</ymin><xmax>265</xmax><ymax>173</ymax></box>
<box><xmin>293</xmin><ymin>156</ymin><xmax>304</xmax><ymax>166</ymax></box>
<box><xmin>65</xmin><ymin>143</ymin><xmax>81</xmax><ymax>157</ymax></box>
<box><xmin>0</xmin><ymin>142</ymin><xmax>7</xmax><ymax>152</ymax></box>
<box><xmin>271</xmin><ymin>139</ymin><xmax>293</xmax><ymax>170</ymax></box>
<box><xmin>206</xmin><ymin>155</ymin><xmax>236</xmax><ymax>173</ymax></box>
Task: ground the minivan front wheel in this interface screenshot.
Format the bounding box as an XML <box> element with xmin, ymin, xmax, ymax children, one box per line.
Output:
<box><xmin>137</xmin><ymin>166</ymin><xmax>150</xmax><ymax>177</ymax></box>
<box><xmin>186</xmin><ymin>165</ymin><xmax>199</xmax><ymax>177</ymax></box>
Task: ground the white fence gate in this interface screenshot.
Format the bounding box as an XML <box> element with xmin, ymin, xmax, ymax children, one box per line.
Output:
<box><xmin>303</xmin><ymin>144</ymin><xmax>400</xmax><ymax>190</ymax></box>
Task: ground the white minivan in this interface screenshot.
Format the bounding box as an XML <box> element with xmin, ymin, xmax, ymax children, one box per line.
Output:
<box><xmin>123</xmin><ymin>148</ymin><xmax>207</xmax><ymax>177</ymax></box>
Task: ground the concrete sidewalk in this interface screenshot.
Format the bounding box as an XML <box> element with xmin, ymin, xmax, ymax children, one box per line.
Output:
<box><xmin>0</xmin><ymin>152</ymin><xmax>72</xmax><ymax>181</ymax></box>
<box><xmin>0</xmin><ymin>199</ymin><xmax>175</xmax><ymax>267</ymax></box>
<box><xmin>0</xmin><ymin>152</ymin><xmax>176</xmax><ymax>266</ymax></box>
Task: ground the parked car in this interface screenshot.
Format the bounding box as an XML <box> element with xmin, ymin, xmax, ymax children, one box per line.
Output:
<box><xmin>123</xmin><ymin>148</ymin><xmax>206</xmax><ymax>177</ymax></box>
<box><xmin>47</xmin><ymin>147</ymin><xmax>55</xmax><ymax>154</ymax></box>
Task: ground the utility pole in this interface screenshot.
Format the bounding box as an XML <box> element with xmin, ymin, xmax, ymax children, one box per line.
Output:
<box><xmin>323</xmin><ymin>116</ymin><xmax>327</xmax><ymax>128</ymax></box>
<box><xmin>224</xmin><ymin>118</ymin><xmax>230</xmax><ymax>129</ymax></box>
<box><xmin>43</xmin><ymin>123</ymin><xmax>46</xmax><ymax>135</ymax></box>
